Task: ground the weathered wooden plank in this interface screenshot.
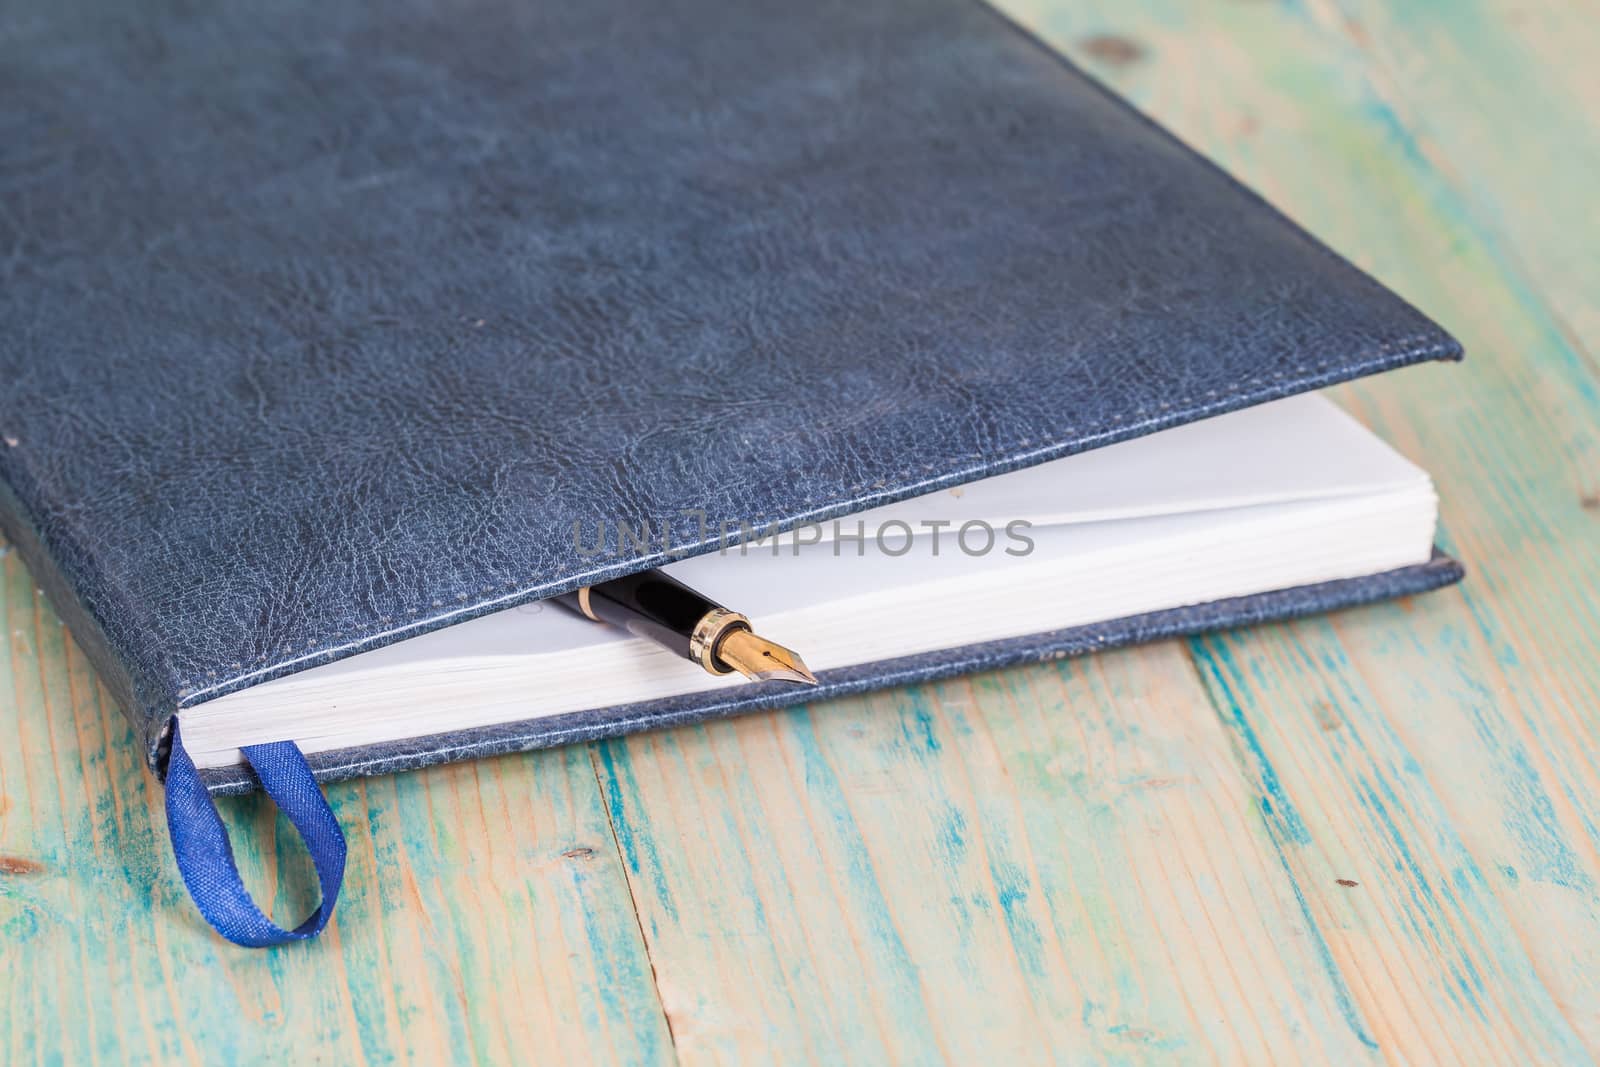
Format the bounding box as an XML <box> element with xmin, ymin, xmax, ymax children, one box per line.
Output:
<box><xmin>1293</xmin><ymin>3</ymin><xmax>1600</xmax><ymax>1047</ymax></box>
<box><xmin>1302</xmin><ymin>0</ymin><xmax>1600</xmax><ymax>351</ymax></box>
<box><xmin>1003</xmin><ymin>0</ymin><xmax>1600</xmax><ymax>1058</ymax></box>
<box><xmin>0</xmin><ymin>539</ymin><xmax>675</xmax><ymax>1066</ymax></box>
<box><xmin>595</xmin><ymin>645</ymin><xmax>1394</xmax><ymax>1064</ymax></box>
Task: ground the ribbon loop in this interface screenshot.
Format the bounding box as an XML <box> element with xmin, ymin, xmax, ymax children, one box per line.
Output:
<box><xmin>163</xmin><ymin>720</ymin><xmax>346</xmax><ymax>947</ymax></box>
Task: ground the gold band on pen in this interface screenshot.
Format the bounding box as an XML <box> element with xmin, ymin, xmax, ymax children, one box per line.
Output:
<box><xmin>687</xmin><ymin>608</ymin><xmax>750</xmax><ymax>675</ymax></box>
<box><xmin>560</xmin><ymin>575</ymin><xmax>816</xmax><ymax>686</ymax></box>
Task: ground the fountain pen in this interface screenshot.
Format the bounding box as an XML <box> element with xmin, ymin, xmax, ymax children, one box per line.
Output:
<box><xmin>555</xmin><ymin>570</ymin><xmax>817</xmax><ymax>685</ymax></box>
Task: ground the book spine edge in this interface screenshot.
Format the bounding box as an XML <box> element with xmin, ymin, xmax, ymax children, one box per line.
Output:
<box><xmin>0</xmin><ymin>474</ymin><xmax>171</xmax><ymax>772</ymax></box>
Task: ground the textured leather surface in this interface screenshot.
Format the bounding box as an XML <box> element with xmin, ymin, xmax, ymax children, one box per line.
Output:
<box><xmin>0</xmin><ymin>0</ymin><xmax>1460</xmax><ymax>769</ymax></box>
<box><xmin>197</xmin><ymin>554</ymin><xmax>1465</xmax><ymax>794</ymax></box>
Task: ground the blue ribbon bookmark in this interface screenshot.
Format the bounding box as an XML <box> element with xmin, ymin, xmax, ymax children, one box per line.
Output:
<box><xmin>163</xmin><ymin>720</ymin><xmax>347</xmax><ymax>947</ymax></box>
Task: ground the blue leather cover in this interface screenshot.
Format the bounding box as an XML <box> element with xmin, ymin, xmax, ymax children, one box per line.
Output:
<box><xmin>0</xmin><ymin>0</ymin><xmax>1462</xmax><ymax>782</ymax></box>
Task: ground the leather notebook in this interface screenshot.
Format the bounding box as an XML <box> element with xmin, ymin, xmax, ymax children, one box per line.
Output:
<box><xmin>0</xmin><ymin>0</ymin><xmax>1462</xmax><ymax>945</ymax></box>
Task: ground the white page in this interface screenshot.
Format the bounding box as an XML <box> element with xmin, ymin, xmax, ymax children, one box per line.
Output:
<box><xmin>186</xmin><ymin>394</ymin><xmax>1441</xmax><ymax>766</ymax></box>
<box><xmin>186</xmin><ymin>486</ymin><xmax>1436</xmax><ymax>765</ymax></box>
<box><xmin>307</xmin><ymin>394</ymin><xmax>1426</xmax><ymax>675</ymax></box>
<box><xmin>811</xmin><ymin>392</ymin><xmax>1426</xmax><ymax>541</ymax></box>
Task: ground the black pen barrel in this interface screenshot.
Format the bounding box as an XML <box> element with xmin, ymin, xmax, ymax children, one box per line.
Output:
<box><xmin>554</xmin><ymin>570</ymin><xmax>726</xmax><ymax>660</ymax></box>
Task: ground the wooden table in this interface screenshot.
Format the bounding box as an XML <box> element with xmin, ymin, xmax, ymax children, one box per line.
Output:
<box><xmin>5</xmin><ymin>1</ymin><xmax>1598</xmax><ymax>1062</ymax></box>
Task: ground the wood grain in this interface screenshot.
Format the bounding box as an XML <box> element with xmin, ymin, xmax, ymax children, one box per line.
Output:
<box><xmin>1013</xmin><ymin>0</ymin><xmax>1600</xmax><ymax>1058</ymax></box>
<box><xmin>0</xmin><ymin>550</ymin><xmax>673</xmax><ymax>1066</ymax></box>
<box><xmin>3</xmin><ymin>0</ymin><xmax>1598</xmax><ymax>1062</ymax></box>
<box><xmin>596</xmin><ymin>646</ymin><xmax>1403</xmax><ymax>1063</ymax></box>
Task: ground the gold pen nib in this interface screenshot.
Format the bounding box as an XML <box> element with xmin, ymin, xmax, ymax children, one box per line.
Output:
<box><xmin>715</xmin><ymin>629</ymin><xmax>819</xmax><ymax>686</ymax></box>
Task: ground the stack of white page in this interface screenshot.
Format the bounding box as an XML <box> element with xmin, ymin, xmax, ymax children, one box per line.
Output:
<box><xmin>183</xmin><ymin>394</ymin><xmax>1437</xmax><ymax>768</ymax></box>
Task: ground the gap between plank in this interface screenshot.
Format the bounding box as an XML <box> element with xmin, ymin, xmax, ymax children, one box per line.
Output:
<box><xmin>1175</xmin><ymin>635</ymin><xmax>1384</xmax><ymax>1053</ymax></box>
<box><xmin>588</xmin><ymin>742</ymin><xmax>683</xmax><ymax>1064</ymax></box>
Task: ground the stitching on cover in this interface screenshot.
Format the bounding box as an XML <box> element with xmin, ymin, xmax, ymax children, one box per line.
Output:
<box><xmin>174</xmin><ymin>331</ymin><xmax>1451</xmax><ymax>697</ymax></box>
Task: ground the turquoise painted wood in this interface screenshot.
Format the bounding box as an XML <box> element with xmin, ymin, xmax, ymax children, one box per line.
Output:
<box><xmin>3</xmin><ymin>0</ymin><xmax>1598</xmax><ymax>1061</ymax></box>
